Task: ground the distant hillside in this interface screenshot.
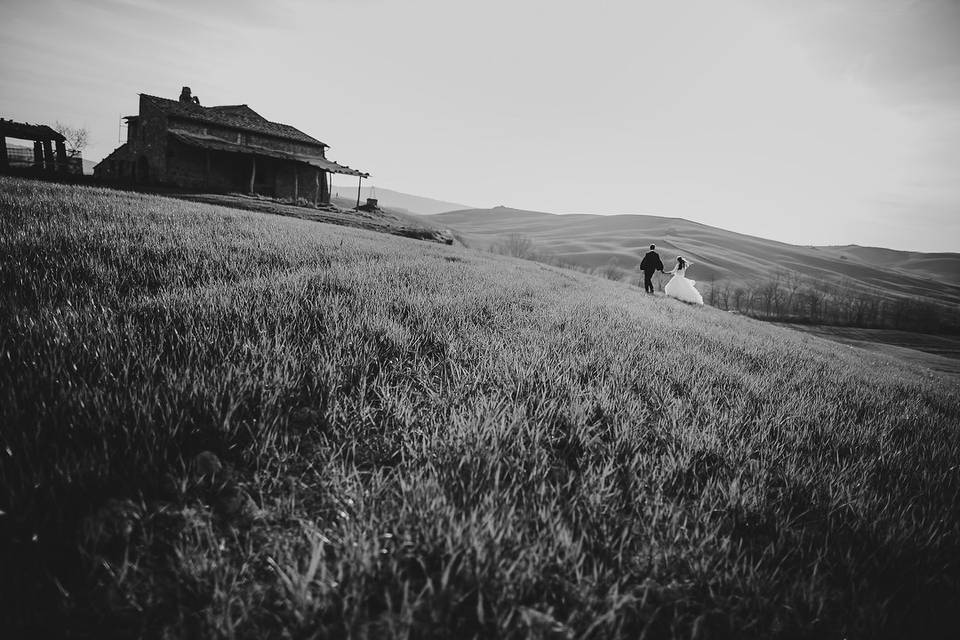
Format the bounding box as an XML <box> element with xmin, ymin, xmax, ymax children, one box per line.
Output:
<box><xmin>815</xmin><ymin>245</ymin><xmax>960</xmax><ymax>282</ymax></box>
<box><xmin>329</xmin><ymin>185</ymin><xmax>470</xmax><ymax>215</ymax></box>
<box><xmin>434</xmin><ymin>206</ymin><xmax>960</xmax><ymax>306</ymax></box>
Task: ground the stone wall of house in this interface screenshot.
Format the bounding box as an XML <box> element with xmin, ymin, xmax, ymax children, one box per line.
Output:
<box><xmin>165</xmin><ymin>143</ymin><xmax>260</xmax><ymax>193</ymax></box>
<box><xmin>164</xmin><ymin>143</ymin><xmax>207</xmax><ymax>189</ymax></box>
<box><xmin>96</xmin><ymin>99</ymin><xmax>171</xmax><ymax>184</ymax></box>
<box><xmin>160</xmin><ymin>120</ymin><xmax>245</xmax><ymax>190</ymax></box>
<box><xmin>128</xmin><ymin>97</ymin><xmax>170</xmax><ymax>184</ymax></box>
<box><xmin>94</xmin><ymin>104</ymin><xmax>166</xmax><ymax>184</ymax></box>
<box><xmin>93</xmin><ymin>144</ymin><xmax>131</xmax><ymax>180</ymax></box>
<box><xmin>163</xmin><ymin>118</ymin><xmax>246</xmax><ymax>189</ymax></box>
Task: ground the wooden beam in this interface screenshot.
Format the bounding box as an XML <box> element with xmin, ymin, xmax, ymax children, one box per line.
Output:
<box><xmin>0</xmin><ymin>137</ymin><xmax>8</xmax><ymax>171</ymax></box>
<box><xmin>293</xmin><ymin>167</ymin><xmax>299</xmax><ymax>203</ymax></box>
<box><xmin>248</xmin><ymin>155</ymin><xmax>256</xmax><ymax>194</ymax></box>
<box><xmin>314</xmin><ymin>168</ymin><xmax>320</xmax><ymax>207</ymax></box>
<box><xmin>0</xmin><ymin>119</ymin><xmax>65</xmax><ymax>141</ymax></box>
<box><xmin>42</xmin><ymin>140</ymin><xmax>54</xmax><ymax>173</ymax></box>
<box><xmin>55</xmin><ymin>140</ymin><xmax>67</xmax><ymax>173</ymax></box>
<box><xmin>356</xmin><ymin>175</ymin><xmax>362</xmax><ymax>209</ymax></box>
<box><xmin>33</xmin><ymin>141</ymin><xmax>43</xmax><ymax>169</ymax></box>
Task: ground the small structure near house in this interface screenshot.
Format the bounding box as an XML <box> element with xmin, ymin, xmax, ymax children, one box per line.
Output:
<box><xmin>94</xmin><ymin>86</ymin><xmax>368</xmax><ymax>204</ymax></box>
<box><xmin>0</xmin><ymin>118</ymin><xmax>78</xmax><ymax>175</ymax></box>
<box><xmin>357</xmin><ymin>197</ymin><xmax>380</xmax><ymax>212</ymax></box>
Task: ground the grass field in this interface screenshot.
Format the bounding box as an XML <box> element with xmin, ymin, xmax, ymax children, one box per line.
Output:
<box><xmin>172</xmin><ymin>191</ymin><xmax>453</xmax><ymax>244</ymax></box>
<box><xmin>2</xmin><ymin>177</ymin><xmax>960</xmax><ymax>638</ymax></box>
<box><xmin>778</xmin><ymin>324</ymin><xmax>960</xmax><ymax>378</ymax></box>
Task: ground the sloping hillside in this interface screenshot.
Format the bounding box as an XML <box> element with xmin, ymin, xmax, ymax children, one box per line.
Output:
<box><xmin>2</xmin><ymin>177</ymin><xmax>959</xmax><ymax>638</ymax></box>
<box><xmin>330</xmin><ymin>185</ymin><xmax>471</xmax><ymax>215</ymax></box>
<box><xmin>435</xmin><ymin>207</ymin><xmax>960</xmax><ymax>304</ymax></box>
<box><xmin>178</xmin><ymin>191</ymin><xmax>453</xmax><ymax>244</ymax></box>
<box><xmin>815</xmin><ymin>245</ymin><xmax>960</xmax><ymax>282</ymax></box>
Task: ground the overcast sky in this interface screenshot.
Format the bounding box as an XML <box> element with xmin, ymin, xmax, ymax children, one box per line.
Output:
<box><xmin>2</xmin><ymin>0</ymin><xmax>958</xmax><ymax>252</ymax></box>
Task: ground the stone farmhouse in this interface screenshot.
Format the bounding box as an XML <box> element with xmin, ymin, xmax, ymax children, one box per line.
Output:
<box><xmin>94</xmin><ymin>87</ymin><xmax>368</xmax><ymax>204</ymax></box>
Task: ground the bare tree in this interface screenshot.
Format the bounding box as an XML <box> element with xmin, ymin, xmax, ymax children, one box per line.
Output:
<box><xmin>756</xmin><ymin>278</ymin><xmax>781</xmax><ymax>317</ymax></box>
<box><xmin>600</xmin><ymin>258</ymin><xmax>621</xmax><ymax>281</ymax></box>
<box><xmin>54</xmin><ymin>122</ymin><xmax>90</xmax><ymax>158</ymax></box>
<box><xmin>718</xmin><ymin>282</ymin><xmax>731</xmax><ymax>310</ymax></box>
<box><xmin>492</xmin><ymin>233</ymin><xmax>537</xmax><ymax>260</ymax></box>
<box><xmin>731</xmin><ymin>287</ymin><xmax>747</xmax><ymax>311</ymax></box>
<box><xmin>781</xmin><ymin>271</ymin><xmax>803</xmax><ymax>318</ymax></box>
<box><xmin>802</xmin><ymin>288</ymin><xmax>823</xmax><ymax>323</ymax></box>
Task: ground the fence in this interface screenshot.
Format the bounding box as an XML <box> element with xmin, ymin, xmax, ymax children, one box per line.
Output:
<box><xmin>6</xmin><ymin>145</ymin><xmax>35</xmax><ymax>168</ymax></box>
<box><xmin>3</xmin><ymin>144</ymin><xmax>83</xmax><ymax>174</ymax></box>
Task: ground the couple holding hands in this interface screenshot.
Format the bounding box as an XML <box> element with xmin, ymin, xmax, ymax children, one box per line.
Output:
<box><xmin>638</xmin><ymin>244</ymin><xmax>703</xmax><ymax>305</ymax></box>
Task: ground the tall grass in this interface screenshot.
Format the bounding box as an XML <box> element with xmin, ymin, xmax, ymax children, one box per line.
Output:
<box><xmin>1</xmin><ymin>177</ymin><xmax>959</xmax><ymax>638</ymax></box>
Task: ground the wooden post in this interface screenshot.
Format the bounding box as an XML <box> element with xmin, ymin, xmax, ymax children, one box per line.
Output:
<box><xmin>320</xmin><ymin>170</ymin><xmax>329</xmax><ymax>205</ymax></box>
<box><xmin>314</xmin><ymin>168</ymin><xmax>320</xmax><ymax>206</ymax></box>
<box><xmin>356</xmin><ymin>175</ymin><xmax>362</xmax><ymax>209</ymax></box>
<box><xmin>248</xmin><ymin>155</ymin><xmax>256</xmax><ymax>194</ymax></box>
<box><xmin>293</xmin><ymin>167</ymin><xmax>299</xmax><ymax>203</ymax></box>
<box><xmin>42</xmin><ymin>140</ymin><xmax>55</xmax><ymax>173</ymax></box>
<box><xmin>55</xmin><ymin>140</ymin><xmax>67</xmax><ymax>173</ymax></box>
<box><xmin>0</xmin><ymin>136</ymin><xmax>8</xmax><ymax>171</ymax></box>
<box><xmin>33</xmin><ymin>141</ymin><xmax>43</xmax><ymax>169</ymax></box>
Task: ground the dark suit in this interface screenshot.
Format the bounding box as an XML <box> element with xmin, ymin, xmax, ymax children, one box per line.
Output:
<box><xmin>639</xmin><ymin>251</ymin><xmax>664</xmax><ymax>293</ymax></box>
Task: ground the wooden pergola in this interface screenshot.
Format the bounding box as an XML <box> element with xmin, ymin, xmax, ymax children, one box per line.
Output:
<box><xmin>0</xmin><ymin>118</ymin><xmax>69</xmax><ymax>173</ymax></box>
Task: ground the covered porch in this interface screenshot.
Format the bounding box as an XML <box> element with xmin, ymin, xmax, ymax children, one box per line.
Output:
<box><xmin>168</xmin><ymin>129</ymin><xmax>369</xmax><ymax>205</ymax></box>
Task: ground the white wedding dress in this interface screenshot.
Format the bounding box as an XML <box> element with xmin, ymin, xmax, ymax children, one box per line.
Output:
<box><xmin>664</xmin><ymin>263</ymin><xmax>704</xmax><ymax>305</ymax></box>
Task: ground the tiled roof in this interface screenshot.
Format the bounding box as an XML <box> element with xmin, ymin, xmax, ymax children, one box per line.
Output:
<box><xmin>141</xmin><ymin>94</ymin><xmax>327</xmax><ymax>147</ymax></box>
<box><xmin>0</xmin><ymin>118</ymin><xmax>65</xmax><ymax>142</ymax></box>
<box><xmin>168</xmin><ymin>129</ymin><xmax>369</xmax><ymax>177</ymax></box>
<box><xmin>207</xmin><ymin>105</ymin><xmax>263</xmax><ymax>119</ymax></box>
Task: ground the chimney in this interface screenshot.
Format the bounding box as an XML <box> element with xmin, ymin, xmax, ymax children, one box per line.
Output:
<box><xmin>179</xmin><ymin>86</ymin><xmax>192</xmax><ymax>104</ymax></box>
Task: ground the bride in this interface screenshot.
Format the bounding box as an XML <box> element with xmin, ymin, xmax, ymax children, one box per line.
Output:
<box><xmin>664</xmin><ymin>256</ymin><xmax>704</xmax><ymax>305</ymax></box>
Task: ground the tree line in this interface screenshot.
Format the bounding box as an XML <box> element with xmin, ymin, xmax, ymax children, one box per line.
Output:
<box><xmin>699</xmin><ymin>272</ymin><xmax>959</xmax><ymax>334</ymax></box>
<box><xmin>489</xmin><ymin>233</ymin><xmax>958</xmax><ymax>335</ymax></box>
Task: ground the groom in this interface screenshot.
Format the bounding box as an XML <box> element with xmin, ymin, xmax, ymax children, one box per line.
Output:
<box><xmin>639</xmin><ymin>244</ymin><xmax>664</xmax><ymax>294</ymax></box>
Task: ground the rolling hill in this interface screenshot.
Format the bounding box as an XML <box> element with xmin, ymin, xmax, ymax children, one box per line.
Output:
<box><xmin>329</xmin><ymin>185</ymin><xmax>471</xmax><ymax>215</ymax></box>
<box><xmin>3</xmin><ymin>177</ymin><xmax>960</xmax><ymax>638</ymax></box>
<box><xmin>433</xmin><ymin>206</ymin><xmax>960</xmax><ymax>305</ymax></box>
